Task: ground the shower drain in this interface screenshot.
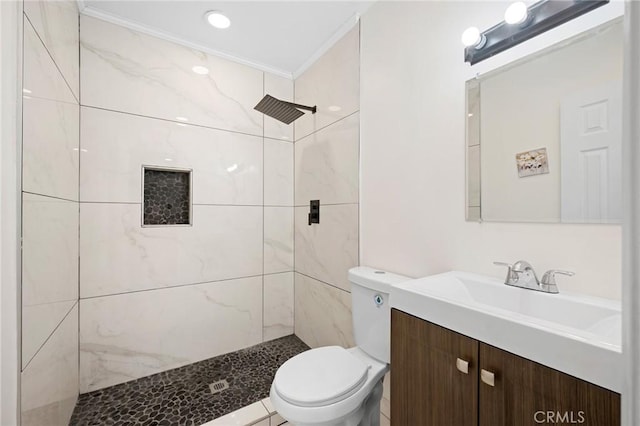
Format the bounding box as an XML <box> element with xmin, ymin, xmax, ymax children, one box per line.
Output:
<box><xmin>209</xmin><ymin>379</ymin><xmax>230</xmax><ymax>395</ymax></box>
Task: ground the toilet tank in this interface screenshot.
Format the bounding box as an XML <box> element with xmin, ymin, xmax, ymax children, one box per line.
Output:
<box><xmin>349</xmin><ymin>267</ymin><xmax>410</xmax><ymax>363</ymax></box>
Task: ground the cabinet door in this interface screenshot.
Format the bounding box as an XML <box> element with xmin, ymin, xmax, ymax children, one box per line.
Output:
<box><xmin>391</xmin><ymin>309</ymin><xmax>478</xmax><ymax>426</ymax></box>
<box><xmin>479</xmin><ymin>342</ymin><xmax>620</xmax><ymax>426</ymax></box>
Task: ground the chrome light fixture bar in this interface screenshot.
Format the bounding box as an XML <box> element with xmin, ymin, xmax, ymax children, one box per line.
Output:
<box><xmin>464</xmin><ymin>0</ymin><xmax>609</xmax><ymax>65</ymax></box>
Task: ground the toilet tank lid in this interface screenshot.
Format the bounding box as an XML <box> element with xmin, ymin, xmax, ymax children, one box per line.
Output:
<box><xmin>348</xmin><ymin>267</ymin><xmax>411</xmax><ymax>293</ymax></box>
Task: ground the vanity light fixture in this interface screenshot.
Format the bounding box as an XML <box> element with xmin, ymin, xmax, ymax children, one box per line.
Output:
<box><xmin>205</xmin><ymin>11</ymin><xmax>231</xmax><ymax>29</ymax></box>
<box><xmin>192</xmin><ymin>65</ymin><xmax>210</xmax><ymax>75</ymax></box>
<box><xmin>464</xmin><ymin>0</ymin><xmax>609</xmax><ymax>65</ymax></box>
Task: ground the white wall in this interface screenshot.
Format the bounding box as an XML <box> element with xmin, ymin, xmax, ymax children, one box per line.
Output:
<box><xmin>622</xmin><ymin>3</ymin><xmax>640</xmax><ymax>423</ymax></box>
<box><xmin>78</xmin><ymin>15</ymin><xmax>295</xmax><ymax>393</ymax></box>
<box><xmin>360</xmin><ymin>1</ymin><xmax>622</xmax><ymax>300</ymax></box>
<box><xmin>481</xmin><ymin>21</ymin><xmax>623</xmax><ymax>222</ymax></box>
<box><xmin>0</xmin><ymin>0</ymin><xmax>22</xmax><ymax>424</ymax></box>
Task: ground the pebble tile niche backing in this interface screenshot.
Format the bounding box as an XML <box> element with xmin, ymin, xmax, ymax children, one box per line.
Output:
<box><xmin>70</xmin><ymin>335</ymin><xmax>309</xmax><ymax>425</ymax></box>
<box><xmin>143</xmin><ymin>168</ymin><xmax>191</xmax><ymax>225</ymax></box>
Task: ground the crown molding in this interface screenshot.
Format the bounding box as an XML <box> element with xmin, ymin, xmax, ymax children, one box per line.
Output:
<box><xmin>292</xmin><ymin>12</ymin><xmax>361</xmax><ymax>79</ymax></box>
<box><xmin>79</xmin><ymin>6</ymin><xmax>294</xmax><ymax>79</ymax></box>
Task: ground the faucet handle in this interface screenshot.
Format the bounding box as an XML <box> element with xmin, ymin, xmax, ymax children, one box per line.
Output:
<box><xmin>540</xmin><ymin>269</ymin><xmax>574</xmax><ymax>293</ymax></box>
<box><xmin>541</xmin><ymin>269</ymin><xmax>575</xmax><ymax>285</ymax></box>
<box><xmin>493</xmin><ymin>262</ymin><xmax>518</xmax><ymax>285</ymax></box>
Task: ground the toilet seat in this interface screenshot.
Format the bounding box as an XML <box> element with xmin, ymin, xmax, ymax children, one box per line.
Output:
<box><xmin>273</xmin><ymin>346</ymin><xmax>370</xmax><ymax>407</ymax></box>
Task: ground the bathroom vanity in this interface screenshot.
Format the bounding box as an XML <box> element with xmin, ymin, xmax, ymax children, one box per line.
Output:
<box><xmin>389</xmin><ymin>272</ymin><xmax>622</xmax><ymax>426</ymax></box>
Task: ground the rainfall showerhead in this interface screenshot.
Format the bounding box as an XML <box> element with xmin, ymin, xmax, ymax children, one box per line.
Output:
<box><xmin>254</xmin><ymin>94</ymin><xmax>316</xmax><ymax>125</ymax></box>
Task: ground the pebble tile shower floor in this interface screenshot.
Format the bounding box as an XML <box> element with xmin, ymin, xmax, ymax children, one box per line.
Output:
<box><xmin>70</xmin><ymin>335</ymin><xmax>310</xmax><ymax>426</ymax></box>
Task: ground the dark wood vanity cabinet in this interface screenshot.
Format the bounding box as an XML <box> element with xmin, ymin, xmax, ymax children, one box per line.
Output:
<box><xmin>391</xmin><ymin>308</ymin><xmax>478</xmax><ymax>426</ymax></box>
<box><xmin>390</xmin><ymin>309</ymin><xmax>620</xmax><ymax>426</ymax></box>
<box><xmin>479</xmin><ymin>342</ymin><xmax>620</xmax><ymax>426</ymax></box>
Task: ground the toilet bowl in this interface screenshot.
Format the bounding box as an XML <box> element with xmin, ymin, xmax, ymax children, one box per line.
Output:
<box><xmin>270</xmin><ymin>267</ymin><xmax>409</xmax><ymax>426</ymax></box>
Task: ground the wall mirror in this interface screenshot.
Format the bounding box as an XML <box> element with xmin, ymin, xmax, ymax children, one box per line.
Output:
<box><xmin>466</xmin><ymin>19</ymin><xmax>623</xmax><ymax>224</ymax></box>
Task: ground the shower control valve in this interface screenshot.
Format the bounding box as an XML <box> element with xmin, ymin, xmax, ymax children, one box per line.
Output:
<box><xmin>308</xmin><ymin>200</ymin><xmax>320</xmax><ymax>225</ymax></box>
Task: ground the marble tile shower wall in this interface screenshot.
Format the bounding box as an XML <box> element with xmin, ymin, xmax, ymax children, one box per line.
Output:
<box><xmin>20</xmin><ymin>1</ymin><xmax>80</xmax><ymax>425</ymax></box>
<box><xmin>79</xmin><ymin>16</ymin><xmax>294</xmax><ymax>393</ymax></box>
<box><xmin>293</xmin><ymin>25</ymin><xmax>359</xmax><ymax>351</ymax></box>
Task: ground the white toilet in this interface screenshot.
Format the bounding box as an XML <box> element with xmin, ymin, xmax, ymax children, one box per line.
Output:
<box><xmin>270</xmin><ymin>267</ymin><xmax>409</xmax><ymax>426</ymax></box>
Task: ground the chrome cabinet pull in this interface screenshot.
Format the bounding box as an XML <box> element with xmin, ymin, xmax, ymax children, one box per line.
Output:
<box><xmin>481</xmin><ymin>369</ymin><xmax>495</xmax><ymax>386</ymax></box>
<box><xmin>456</xmin><ymin>358</ymin><xmax>469</xmax><ymax>374</ymax></box>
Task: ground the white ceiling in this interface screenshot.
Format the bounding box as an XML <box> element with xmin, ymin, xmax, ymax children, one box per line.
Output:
<box><xmin>81</xmin><ymin>1</ymin><xmax>373</xmax><ymax>77</ymax></box>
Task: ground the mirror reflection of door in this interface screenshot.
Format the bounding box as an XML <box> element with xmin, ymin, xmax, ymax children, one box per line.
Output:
<box><xmin>560</xmin><ymin>82</ymin><xmax>622</xmax><ymax>223</ymax></box>
<box><xmin>466</xmin><ymin>18</ymin><xmax>623</xmax><ymax>224</ymax></box>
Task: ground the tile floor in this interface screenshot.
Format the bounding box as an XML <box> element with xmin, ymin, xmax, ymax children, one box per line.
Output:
<box><xmin>203</xmin><ymin>393</ymin><xmax>391</xmax><ymax>426</ymax></box>
<box><xmin>204</xmin><ymin>375</ymin><xmax>391</xmax><ymax>426</ymax></box>
<box><xmin>69</xmin><ymin>335</ymin><xmax>309</xmax><ymax>425</ymax></box>
<box><xmin>201</xmin><ymin>398</ymin><xmax>286</xmax><ymax>426</ymax></box>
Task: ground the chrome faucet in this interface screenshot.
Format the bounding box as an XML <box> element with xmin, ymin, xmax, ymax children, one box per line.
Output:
<box><xmin>493</xmin><ymin>260</ymin><xmax>574</xmax><ymax>294</ymax></box>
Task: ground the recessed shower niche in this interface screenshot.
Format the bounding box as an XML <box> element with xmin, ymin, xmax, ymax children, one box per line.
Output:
<box><xmin>142</xmin><ymin>167</ymin><xmax>192</xmax><ymax>226</ymax></box>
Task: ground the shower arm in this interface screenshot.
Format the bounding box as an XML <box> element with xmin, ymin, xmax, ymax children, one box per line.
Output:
<box><xmin>278</xmin><ymin>100</ymin><xmax>317</xmax><ymax>114</ymax></box>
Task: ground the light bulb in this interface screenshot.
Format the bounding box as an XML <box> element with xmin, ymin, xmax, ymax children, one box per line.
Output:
<box><xmin>461</xmin><ymin>27</ymin><xmax>483</xmax><ymax>48</ymax></box>
<box><xmin>505</xmin><ymin>2</ymin><xmax>528</xmax><ymax>25</ymax></box>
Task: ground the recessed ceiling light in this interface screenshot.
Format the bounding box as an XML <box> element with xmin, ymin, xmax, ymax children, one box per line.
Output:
<box><xmin>205</xmin><ymin>11</ymin><xmax>231</xmax><ymax>29</ymax></box>
<box><xmin>176</xmin><ymin>116</ymin><xmax>189</xmax><ymax>122</ymax></box>
<box><xmin>328</xmin><ymin>105</ymin><xmax>342</xmax><ymax>112</ymax></box>
<box><xmin>192</xmin><ymin>65</ymin><xmax>210</xmax><ymax>75</ymax></box>
<box><xmin>22</xmin><ymin>88</ymin><xmax>32</xmax><ymax>94</ymax></box>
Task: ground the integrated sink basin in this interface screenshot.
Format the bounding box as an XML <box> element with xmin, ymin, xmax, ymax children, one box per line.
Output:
<box><xmin>390</xmin><ymin>271</ymin><xmax>622</xmax><ymax>392</ymax></box>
